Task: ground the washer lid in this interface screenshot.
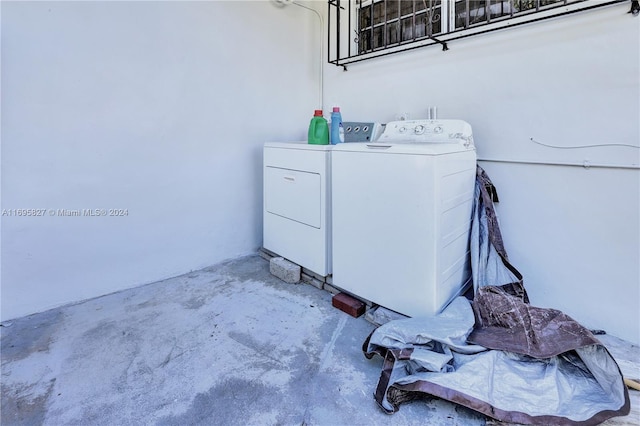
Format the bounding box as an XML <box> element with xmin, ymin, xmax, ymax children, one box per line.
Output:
<box><xmin>331</xmin><ymin>141</ymin><xmax>474</xmax><ymax>155</ymax></box>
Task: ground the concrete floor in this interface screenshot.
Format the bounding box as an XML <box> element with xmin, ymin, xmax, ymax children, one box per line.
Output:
<box><xmin>1</xmin><ymin>254</ymin><xmax>638</xmax><ymax>425</ymax></box>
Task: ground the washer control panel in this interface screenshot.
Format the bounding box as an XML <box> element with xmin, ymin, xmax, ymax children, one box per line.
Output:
<box><xmin>378</xmin><ymin>119</ymin><xmax>474</xmax><ymax>147</ymax></box>
<box><xmin>343</xmin><ymin>122</ymin><xmax>385</xmax><ymax>142</ymax></box>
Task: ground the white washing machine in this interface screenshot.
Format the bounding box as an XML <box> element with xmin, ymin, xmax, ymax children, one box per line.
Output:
<box><xmin>331</xmin><ymin>119</ymin><xmax>477</xmax><ymax>317</ymax></box>
<box><xmin>263</xmin><ymin>142</ymin><xmax>332</xmax><ymax>277</ymax></box>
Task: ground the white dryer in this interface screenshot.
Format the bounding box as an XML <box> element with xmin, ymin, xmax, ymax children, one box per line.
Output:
<box><xmin>331</xmin><ymin>119</ymin><xmax>477</xmax><ymax>317</ymax></box>
<box><xmin>263</xmin><ymin>142</ymin><xmax>332</xmax><ymax>277</ymax></box>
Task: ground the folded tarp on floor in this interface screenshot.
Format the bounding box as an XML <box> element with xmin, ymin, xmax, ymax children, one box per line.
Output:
<box><xmin>363</xmin><ymin>296</ymin><xmax>629</xmax><ymax>425</ymax></box>
<box><xmin>362</xmin><ymin>166</ymin><xmax>630</xmax><ymax>425</ymax></box>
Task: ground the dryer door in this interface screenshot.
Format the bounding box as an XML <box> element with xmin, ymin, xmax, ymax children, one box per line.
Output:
<box><xmin>264</xmin><ymin>166</ymin><xmax>321</xmax><ymax>229</ymax></box>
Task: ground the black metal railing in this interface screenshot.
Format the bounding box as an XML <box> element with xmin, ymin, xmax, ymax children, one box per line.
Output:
<box><xmin>328</xmin><ymin>0</ymin><xmax>631</xmax><ymax>69</ymax></box>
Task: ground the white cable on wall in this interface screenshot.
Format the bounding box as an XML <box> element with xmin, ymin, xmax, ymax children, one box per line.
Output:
<box><xmin>275</xmin><ymin>0</ymin><xmax>324</xmax><ymax>110</ymax></box>
<box><xmin>477</xmin><ymin>157</ymin><xmax>640</xmax><ymax>170</ymax></box>
<box><xmin>477</xmin><ymin>137</ymin><xmax>640</xmax><ymax>170</ymax></box>
<box><xmin>529</xmin><ymin>137</ymin><xmax>640</xmax><ymax>150</ymax></box>
<box><xmin>478</xmin><ymin>138</ymin><xmax>640</xmax><ymax>170</ymax></box>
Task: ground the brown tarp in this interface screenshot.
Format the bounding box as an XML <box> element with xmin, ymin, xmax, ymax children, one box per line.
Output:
<box><xmin>363</xmin><ymin>166</ymin><xmax>630</xmax><ymax>425</ymax></box>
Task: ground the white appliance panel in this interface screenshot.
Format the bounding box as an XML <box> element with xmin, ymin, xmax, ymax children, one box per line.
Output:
<box><xmin>263</xmin><ymin>142</ymin><xmax>332</xmax><ymax>277</ymax></box>
<box><xmin>265</xmin><ymin>166</ymin><xmax>321</xmax><ymax>228</ymax></box>
<box><xmin>331</xmin><ymin>132</ymin><xmax>476</xmax><ymax>317</ymax></box>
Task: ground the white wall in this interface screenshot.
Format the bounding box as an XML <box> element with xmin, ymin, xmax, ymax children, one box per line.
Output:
<box><xmin>3</xmin><ymin>0</ymin><xmax>638</xmax><ymax>346</ymax></box>
<box><xmin>1</xmin><ymin>1</ymin><xmax>320</xmax><ymax>321</ymax></box>
<box><xmin>323</xmin><ymin>4</ymin><xmax>640</xmax><ymax>344</ymax></box>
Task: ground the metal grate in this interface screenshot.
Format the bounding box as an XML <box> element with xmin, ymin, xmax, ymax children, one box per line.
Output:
<box><xmin>357</xmin><ymin>0</ymin><xmax>442</xmax><ymax>53</ymax></box>
<box><xmin>328</xmin><ymin>0</ymin><xmax>628</xmax><ymax>69</ymax></box>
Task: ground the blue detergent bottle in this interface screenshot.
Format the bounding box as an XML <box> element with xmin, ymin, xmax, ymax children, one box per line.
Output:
<box><xmin>330</xmin><ymin>107</ymin><xmax>344</xmax><ymax>145</ymax></box>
